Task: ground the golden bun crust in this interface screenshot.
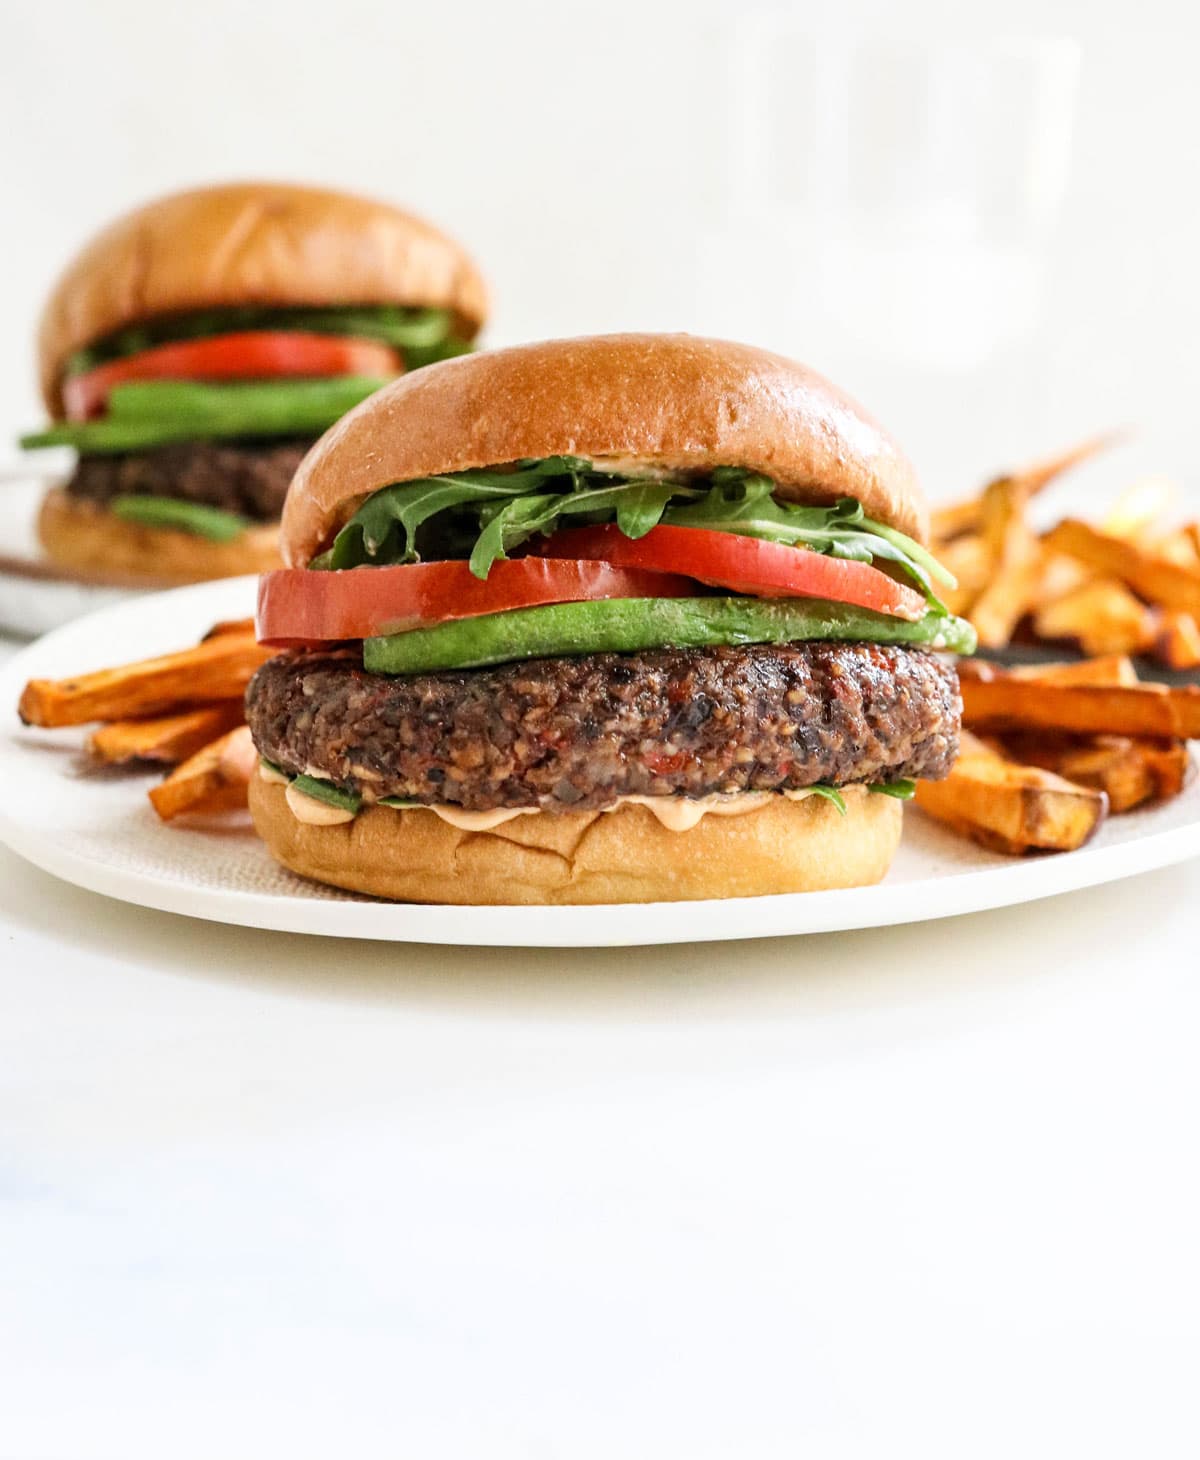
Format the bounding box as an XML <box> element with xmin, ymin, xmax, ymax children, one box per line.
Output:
<box><xmin>248</xmin><ymin>777</ymin><xmax>902</xmax><ymax>905</ymax></box>
<box><xmin>38</xmin><ymin>181</ymin><xmax>490</xmax><ymax>414</ymax></box>
<box><xmin>282</xmin><ymin>333</ymin><xmax>926</xmax><ymax>565</ymax></box>
<box><xmin>37</xmin><ymin>487</ymin><xmax>282</xmax><ymax>585</ymax></box>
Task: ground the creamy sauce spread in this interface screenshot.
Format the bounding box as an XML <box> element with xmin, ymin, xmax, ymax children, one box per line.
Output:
<box><xmin>620</xmin><ymin>791</ymin><xmax>772</xmax><ymax>831</ymax></box>
<box><xmin>406</xmin><ymin>785</ymin><xmax>861</xmax><ymax>832</ymax></box>
<box><xmin>412</xmin><ymin>803</ymin><xmax>540</xmax><ymax>832</ymax></box>
<box><xmin>284</xmin><ymin>780</ymin><xmax>357</xmax><ymax>826</ymax></box>
<box><xmin>268</xmin><ymin>760</ymin><xmax>867</xmax><ymax>833</ymax></box>
<box><xmin>581</xmin><ymin>457</ymin><xmax>692</xmax><ymax>482</ymax></box>
<box><xmin>380</xmin><ymin>795</ymin><xmax>782</xmax><ymax>834</ymax></box>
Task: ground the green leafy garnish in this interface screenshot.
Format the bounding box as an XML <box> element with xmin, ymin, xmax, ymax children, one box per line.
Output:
<box><xmin>805</xmin><ymin>784</ymin><xmax>848</xmax><ymax>816</ymax></box>
<box><xmin>110</xmin><ymin>495</ymin><xmax>248</xmax><ymax>542</ymax></box>
<box><xmin>660</xmin><ymin>474</ymin><xmax>953</xmax><ymax>602</ymax></box>
<box><xmin>869</xmin><ymin>779</ymin><xmax>917</xmax><ymax>800</ymax></box>
<box><xmin>319</xmin><ymin>458</ymin><xmax>954</xmax><ymax>610</ymax></box>
<box><xmin>290</xmin><ymin>775</ymin><xmax>362</xmax><ymax>814</ymax></box>
<box><xmin>63</xmin><ymin>305</ymin><xmax>465</xmax><ymax>376</ymax></box>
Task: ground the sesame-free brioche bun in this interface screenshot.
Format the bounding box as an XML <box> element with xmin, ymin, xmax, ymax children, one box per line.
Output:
<box><xmin>282</xmin><ymin>333</ymin><xmax>926</xmax><ymax>566</ymax></box>
<box><xmin>38</xmin><ymin>181</ymin><xmax>490</xmax><ymax>415</ymax></box>
<box><xmin>247</xmin><ymin>777</ymin><xmax>901</xmax><ymax>906</ymax></box>
<box><xmin>37</xmin><ymin>488</ymin><xmax>282</xmax><ymax>585</ymax></box>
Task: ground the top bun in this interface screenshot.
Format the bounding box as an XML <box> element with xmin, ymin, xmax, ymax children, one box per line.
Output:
<box><xmin>282</xmin><ymin>333</ymin><xmax>927</xmax><ymax>566</ymax></box>
<box><xmin>38</xmin><ymin>181</ymin><xmax>490</xmax><ymax>415</ymax></box>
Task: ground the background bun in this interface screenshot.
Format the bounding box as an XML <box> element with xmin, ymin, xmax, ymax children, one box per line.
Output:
<box><xmin>39</xmin><ymin>181</ymin><xmax>490</xmax><ymax>414</ymax></box>
<box><xmin>37</xmin><ymin>488</ymin><xmax>282</xmax><ymax>585</ymax></box>
<box><xmin>248</xmin><ymin>778</ymin><xmax>902</xmax><ymax>905</ymax></box>
<box><xmin>282</xmin><ymin>333</ymin><xmax>926</xmax><ymax>565</ymax></box>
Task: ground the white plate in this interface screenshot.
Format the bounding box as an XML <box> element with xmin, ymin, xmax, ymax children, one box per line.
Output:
<box><xmin>0</xmin><ymin>469</ymin><xmax>145</xmax><ymax>637</ymax></box>
<box><xmin>1</xmin><ymin>576</ymin><xmax>1199</xmax><ymax>946</ymax></box>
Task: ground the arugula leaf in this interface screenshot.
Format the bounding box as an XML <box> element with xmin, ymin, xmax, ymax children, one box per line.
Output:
<box><xmin>861</xmin><ymin>518</ymin><xmax>956</xmax><ymax>590</ymax></box>
<box><xmin>806</xmin><ymin>784</ymin><xmax>848</xmax><ymax>815</ymax></box>
<box><xmin>661</xmin><ymin>481</ymin><xmax>949</xmax><ymax>611</ymax></box>
<box><xmin>327</xmin><ymin>458</ymin><xmax>697</xmax><ymax>578</ymax></box>
<box><xmin>329</xmin><ymin>475</ymin><xmax>526</xmax><ymax>568</ymax></box>
<box><xmin>468</xmin><ymin>494</ymin><xmax>563</xmax><ymax>577</ymax></box>
<box><xmin>110</xmin><ymin>495</ymin><xmax>248</xmax><ymax>542</ymax></box>
<box><xmin>290</xmin><ymin>775</ymin><xmax>362</xmax><ymax>813</ymax></box>
<box><xmin>315</xmin><ymin>457</ymin><xmax>954</xmax><ymax>609</ymax></box>
<box><xmin>869</xmin><ymin>779</ymin><xmax>917</xmax><ymax>799</ymax></box>
<box><xmin>466</xmin><ymin>481</ymin><xmax>686</xmax><ymax>577</ymax></box>
<box><xmin>64</xmin><ymin>305</ymin><xmax>462</xmax><ymax>374</ymax></box>
<box><xmin>615</xmin><ymin>482</ymin><xmax>681</xmax><ymax>539</ymax></box>
<box><xmin>662</xmin><ymin>475</ymin><xmax>861</xmax><ymax>538</ymax></box>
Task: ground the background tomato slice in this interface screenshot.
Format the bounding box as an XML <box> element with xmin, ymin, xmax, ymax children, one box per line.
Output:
<box><xmin>536</xmin><ymin>524</ymin><xmax>927</xmax><ymax>621</ymax></box>
<box><xmin>257</xmin><ymin>558</ymin><xmax>698</xmax><ymax>646</ymax></box>
<box><xmin>63</xmin><ymin>332</ymin><xmax>402</xmax><ymax>420</ymax></box>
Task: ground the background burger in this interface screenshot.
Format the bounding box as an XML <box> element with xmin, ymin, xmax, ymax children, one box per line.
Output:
<box><xmin>19</xmin><ymin>181</ymin><xmax>488</xmax><ymax>585</ymax></box>
<box><xmin>245</xmin><ymin>334</ymin><xmax>975</xmax><ymax>905</ymax></box>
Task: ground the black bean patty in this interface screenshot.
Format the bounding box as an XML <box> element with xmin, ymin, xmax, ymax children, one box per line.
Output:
<box><xmin>67</xmin><ymin>439</ymin><xmax>315</xmax><ymax>521</ymax></box>
<box><xmin>246</xmin><ymin>642</ymin><xmax>961</xmax><ymax>813</ymax></box>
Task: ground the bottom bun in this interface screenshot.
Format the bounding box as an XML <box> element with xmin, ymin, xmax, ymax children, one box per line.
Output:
<box><xmin>38</xmin><ymin>487</ymin><xmax>282</xmax><ymax>585</ymax></box>
<box><xmin>248</xmin><ymin>777</ymin><xmax>903</xmax><ymax>905</ymax></box>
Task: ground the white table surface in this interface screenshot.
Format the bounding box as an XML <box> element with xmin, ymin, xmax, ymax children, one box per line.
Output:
<box><xmin>2</xmin><ymin>630</ymin><xmax>1198</xmax><ymax>1459</ymax></box>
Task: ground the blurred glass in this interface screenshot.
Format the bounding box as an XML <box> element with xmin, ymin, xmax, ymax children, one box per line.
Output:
<box><xmin>695</xmin><ymin>23</ymin><xmax>1080</xmax><ymax>493</ymax></box>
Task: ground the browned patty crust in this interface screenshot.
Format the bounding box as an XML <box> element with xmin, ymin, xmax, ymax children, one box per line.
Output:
<box><xmin>67</xmin><ymin>438</ymin><xmax>314</xmax><ymax>521</ymax></box>
<box><xmin>245</xmin><ymin>642</ymin><xmax>961</xmax><ymax>813</ymax></box>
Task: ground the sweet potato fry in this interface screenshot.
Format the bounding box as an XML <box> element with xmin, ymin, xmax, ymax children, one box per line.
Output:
<box><xmin>1005</xmin><ymin>655</ymin><xmax>1140</xmax><ymax>687</ymax></box>
<box><xmin>915</xmin><ymin>731</ymin><xmax>1107</xmax><ymax>853</ymax></box>
<box><xmin>1032</xmin><ymin>578</ymin><xmax>1157</xmax><ymax>657</ymax></box>
<box><xmin>995</xmin><ymin>732</ymin><xmax>1193</xmax><ymax>813</ymax></box>
<box><xmin>1043</xmin><ymin>519</ymin><xmax>1200</xmax><ymax>618</ymax></box>
<box><xmin>969</xmin><ymin>479</ymin><xmax>1044</xmax><ymax>648</ymax></box>
<box><xmin>19</xmin><ymin>632</ymin><xmax>271</xmax><ymax>728</ymax></box>
<box><xmin>1155</xmin><ymin>611</ymin><xmax>1200</xmax><ymax>671</ymax></box>
<box><xmin>147</xmin><ymin>725</ymin><xmax>257</xmax><ymax>821</ymax></box>
<box><xmin>1002</xmin><ymin>431</ymin><xmax>1124</xmax><ymax>500</ymax></box>
<box><xmin>961</xmin><ymin>674</ymin><xmax>1200</xmax><ymax>739</ymax></box>
<box><xmin>933</xmin><ymin>533</ymin><xmax>992</xmax><ymax>616</ymax></box>
<box><xmin>1028</xmin><ymin>549</ymin><xmax>1094</xmax><ymax>606</ymax></box>
<box><xmin>931</xmin><ymin>432</ymin><xmax>1120</xmax><ymax>545</ymax></box>
<box><xmin>87</xmin><ymin>702</ymin><xmax>245</xmax><ymax>766</ymax></box>
<box><xmin>932</xmin><ymin>498</ymin><xmax>985</xmax><ymax>543</ymax></box>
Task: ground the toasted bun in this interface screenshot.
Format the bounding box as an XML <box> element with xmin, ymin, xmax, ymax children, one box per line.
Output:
<box><xmin>282</xmin><ymin>333</ymin><xmax>926</xmax><ymax>565</ymax></box>
<box><xmin>39</xmin><ymin>181</ymin><xmax>490</xmax><ymax>414</ymax></box>
<box><xmin>248</xmin><ymin>777</ymin><xmax>902</xmax><ymax>905</ymax></box>
<box><xmin>38</xmin><ymin>487</ymin><xmax>282</xmax><ymax>585</ymax></box>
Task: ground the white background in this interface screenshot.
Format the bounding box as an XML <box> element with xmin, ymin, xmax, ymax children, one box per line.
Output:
<box><xmin>3</xmin><ymin>0</ymin><xmax>1199</xmax><ymax>498</ymax></box>
<box><xmin>2</xmin><ymin>1</ymin><xmax>1200</xmax><ymax>1455</ymax></box>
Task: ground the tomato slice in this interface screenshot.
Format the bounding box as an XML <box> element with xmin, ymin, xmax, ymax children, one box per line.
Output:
<box><xmin>63</xmin><ymin>332</ymin><xmax>402</xmax><ymax>421</ymax></box>
<box><xmin>257</xmin><ymin>558</ymin><xmax>698</xmax><ymax>646</ymax></box>
<box><xmin>536</xmin><ymin>523</ymin><xmax>927</xmax><ymax>621</ymax></box>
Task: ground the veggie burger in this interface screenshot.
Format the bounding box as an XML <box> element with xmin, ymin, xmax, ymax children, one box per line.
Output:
<box><xmin>20</xmin><ymin>182</ymin><xmax>487</xmax><ymax>584</ymax></box>
<box><xmin>246</xmin><ymin>334</ymin><xmax>975</xmax><ymax>905</ymax></box>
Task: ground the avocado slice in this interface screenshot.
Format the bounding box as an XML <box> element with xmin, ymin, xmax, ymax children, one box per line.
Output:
<box><xmin>363</xmin><ymin>596</ymin><xmax>977</xmax><ymax>675</ymax></box>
